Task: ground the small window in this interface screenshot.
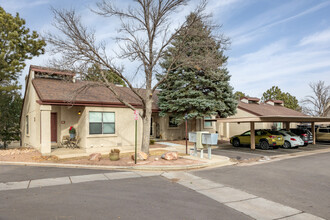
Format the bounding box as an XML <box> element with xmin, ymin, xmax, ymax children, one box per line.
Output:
<box><xmin>319</xmin><ymin>129</ymin><xmax>329</xmax><ymax>133</ymax></box>
<box><xmin>204</xmin><ymin>116</ymin><xmax>212</xmax><ymax>128</ymax></box>
<box><xmin>169</xmin><ymin>116</ymin><xmax>178</xmax><ymax>127</ymax></box>
<box><xmin>89</xmin><ymin>112</ymin><xmax>115</xmax><ymax>135</ymax></box>
<box><xmin>26</xmin><ymin>115</ymin><xmax>29</xmax><ymax>135</ymax></box>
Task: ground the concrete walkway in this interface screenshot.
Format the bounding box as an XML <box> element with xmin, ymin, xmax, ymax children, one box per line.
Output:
<box><xmin>0</xmin><ymin>171</ymin><xmax>162</xmax><ymax>191</ymax></box>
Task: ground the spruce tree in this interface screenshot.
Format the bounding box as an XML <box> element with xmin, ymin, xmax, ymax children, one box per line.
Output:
<box><xmin>262</xmin><ymin>86</ymin><xmax>301</xmax><ymax>111</ymax></box>
<box><xmin>158</xmin><ymin>14</ymin><xmax>237</xmax><ymax>124</ymax></box>
<box><xmin>0</xmin><ymin>7</ymin><xmax>46</xmax><ymax>91</ymax></box>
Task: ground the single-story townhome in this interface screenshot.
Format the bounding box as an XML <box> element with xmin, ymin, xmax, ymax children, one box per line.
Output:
<box><xmin>217</xmin><ymin>97</ymin><xmax>307</xmax><ymax>140</ymax></box>
<box><xmin>20</xmin><ymin>65</ymin><xmax>216</xmax><ymax>155</ymax></box>
<box><xmin>21</xmin><ymin>65</ymin><xmax>309</xmax><ymax>155</ymax></box>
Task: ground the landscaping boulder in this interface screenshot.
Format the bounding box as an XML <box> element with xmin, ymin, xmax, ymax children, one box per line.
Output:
<box><xmin>162</xmin><ymin>151</ymin><xmax>178</xmax><ymax>160</ymax></box>
<box><xmin>131</xmin><ymin>152</ymin><xmax>149</xmax><ymax>161</ymax></box>
<box><xmin>89</xmin><ymin>153</ymin><xmax>102</xmax><ymax>161</ymax></box>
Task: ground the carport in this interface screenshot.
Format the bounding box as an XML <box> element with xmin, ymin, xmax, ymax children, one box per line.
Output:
<box><xmin>208</xmin><ymin>116</ymin><xmax>330</xmax><ymax>150</ymax></box>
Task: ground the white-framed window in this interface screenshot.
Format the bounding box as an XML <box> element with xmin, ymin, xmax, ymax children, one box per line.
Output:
<box><xmin>26</xmin><ymin>115</ymin><xmax>29</xmax><ymax>135</ymax></box>
<box><xmin>204</xmin><ymin>116</ymin><xmax>213</xmax><ymax>128</ymax></box>
<box><xmin>89</xmin><ymin>112</ymin><xmax>115</xmax><ymax>135</ymax></box>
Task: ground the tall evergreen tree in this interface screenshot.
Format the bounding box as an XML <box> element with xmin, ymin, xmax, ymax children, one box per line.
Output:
<box><xmin>0</xmin><ymin>7</ymin><xmax>46</xmax><ymax>91</ymax></box>
<box><xmin>262</xmin><ymin>86</ymin><xmax>300</xmax><ymax>111</ymax></box>
<box><xmin>0</xmin><ymin>91</ymin><xmax>22</xmax><ymax>149</ymax></box>
<box><xmin>234</xmin><ymin>91</ymin><xmax>247</xmax><ymax>100</ymax></box>
<box><xmin>158</xmin><ymin>14</ymin><xmax>237</xmax><ymax>124</ymax></box>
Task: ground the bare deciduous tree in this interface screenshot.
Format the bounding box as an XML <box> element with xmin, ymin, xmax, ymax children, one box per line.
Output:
<box><xmin>46</xmin><ymin>0</ymin><xmax>206</xmax><ymax>153</ymax></box>
<box><xmin>301</xmin><ymin>81</ymin><xmax>330</xmax><ymax>116</ymax></box>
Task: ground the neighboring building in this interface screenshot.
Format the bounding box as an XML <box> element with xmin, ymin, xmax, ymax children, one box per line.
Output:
<box><xmin>218</xmin><ymin>97</ymin><xmax>306</xmax><ymax>140</ymax></box>
<box><xmin>324</xmin><ymin>103</ymin><xmax>330</xmax><ymax>117</ymax></box>
<box><xmin>20</xmin><ymin>65</ymin><xmax>216</xmax><ymax>155</ymax></box>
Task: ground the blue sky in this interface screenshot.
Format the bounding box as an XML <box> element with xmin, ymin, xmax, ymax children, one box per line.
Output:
<box><xmin>2</xmin><ymin>0</ymin><xmax>330</xmax><ymax>101</ymax></box>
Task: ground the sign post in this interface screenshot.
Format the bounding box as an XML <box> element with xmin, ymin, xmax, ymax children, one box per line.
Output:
<box><xmin>185</xmin><ymin>113</ymin><xmax>188</xmax><ymax>155</ymax></box>
<box><xmin>134</xmin><ymin>110</ymin><xmax>139</xmax><ymax>164</ymax></box>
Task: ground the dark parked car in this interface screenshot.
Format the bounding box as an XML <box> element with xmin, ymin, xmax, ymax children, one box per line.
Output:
<box><xmin>289</xmin><ymin>128</ymin><xmax>313</xmax><ymax>146</ymax></box>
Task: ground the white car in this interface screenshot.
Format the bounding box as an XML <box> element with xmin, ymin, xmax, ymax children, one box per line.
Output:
<box><xmin>279</xmin><ymin>130</ymin><xmax>304</xmax><ymax>148</ymax></box>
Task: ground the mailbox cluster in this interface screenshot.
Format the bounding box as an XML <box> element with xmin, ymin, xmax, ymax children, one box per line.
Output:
<box><xmin>188</xmin><ymin>132</ymin><xmax>219</xmax><ymax>159</ymax></box>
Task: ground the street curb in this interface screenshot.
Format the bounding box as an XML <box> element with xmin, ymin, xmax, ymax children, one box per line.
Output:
<box><xmin>0</xmin><ymin>157</ymin><xmax>235</xmax><ymax>171</ymax></box>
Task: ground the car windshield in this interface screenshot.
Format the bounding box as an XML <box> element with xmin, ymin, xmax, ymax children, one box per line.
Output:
<box><xmin>279</xmin><ymin>131</ymin><xmax>287</xmax><ymax>136</ymax></box>
<box><xmin>269</xmin><ymin>130</ymin><xmax>281</xmax><ymax>135</ymax></box>
<box><xmin>285</xmin><ymin>131</ymin><xmax>297</xmax><ymax>136</ymax></box>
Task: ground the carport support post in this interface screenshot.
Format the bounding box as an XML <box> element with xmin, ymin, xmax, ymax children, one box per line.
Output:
<box><xmin>250</xmin><ymin>122</ymin><xmax>255</xmax><ymax>150</ymax></box>
<box><xmin>285</xmin><ymin>122</ymin><xmax>290</xmax><ymax>131</ymax></box>
<box><xmin>311</xmin><ymin>122</ymin><xmax>316</xmax><ymax>145</ymax></box>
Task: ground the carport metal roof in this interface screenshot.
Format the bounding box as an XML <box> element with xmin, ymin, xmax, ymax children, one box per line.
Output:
<box><xmin>206</xmin><ymin>116</ymin><xmax>330</xmax><ymax>150</ymax></box>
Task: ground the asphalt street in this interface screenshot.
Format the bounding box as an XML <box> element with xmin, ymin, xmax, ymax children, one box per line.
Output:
<box><xmin>0</xmin><ymin>174</ymin><xmax>251</xmax><ymax>220</ymax></box>
<box><xmin>0</xmin><ymin>150</ymin><xmax>329</xmax><ymax>219</ymax></box>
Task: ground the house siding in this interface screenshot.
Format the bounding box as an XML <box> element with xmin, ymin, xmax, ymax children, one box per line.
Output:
<box><xmin>20</xmin><ymin>70</ymin><xmax>41</xmax><ymax>150</ymax></box>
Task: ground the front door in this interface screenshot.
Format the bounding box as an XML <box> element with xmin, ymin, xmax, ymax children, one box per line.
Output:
<box><xmin>51</xmin><ymin>113</ymin><xmax>57</xmax><ymax>142</ymax></box>
<box><xmin>150</xmin><ymin>117</ymin><xmax>153</xmax><ymax>136</ymax></box>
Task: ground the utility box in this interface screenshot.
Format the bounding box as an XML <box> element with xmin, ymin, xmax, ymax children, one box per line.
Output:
<box><xmin>196</xmin><ymin>131</ymin><xmax>209</xmax><ymax>149</ymax></box>
<box><xmin>188</xmin><ymin>132</ymin><xmax>196</xmax><ymax>143</ymax></box>
<box><xmin>202</xmin><ymin>133</ymin><xmax>218</xmax><ymax>145</ymax></box>
<box><xmin>189</xmin><ymin>132</ymin><xmax>218</xmax><ymax>159</ymax></box>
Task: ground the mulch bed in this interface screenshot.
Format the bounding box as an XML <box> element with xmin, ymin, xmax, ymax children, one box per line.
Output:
<box><xmin>0</xmin><ymin>147</ymin><xmax>204</xmax><ymax>166</ymax></box>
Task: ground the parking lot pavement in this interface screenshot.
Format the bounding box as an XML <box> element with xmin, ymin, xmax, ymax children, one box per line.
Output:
<box><xmin>0</xmin><ymin>165</ymin><xmax>118</xmax><ymax>183</ymax></box>
<box><xmin>212</xmin><ymin>142</ymin><xmax>330</xmax><ymax>160</ymax></box>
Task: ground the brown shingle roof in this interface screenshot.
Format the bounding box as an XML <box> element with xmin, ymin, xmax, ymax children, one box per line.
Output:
<box><xmin>32</xmin><ymin>78</ymin><xmax>159</xmax><ymax>111</ymax></box>
<box><xmin>31</xmin><ymin>75</ymin><xmax>304</xmax><ymax>117</ymax></box>
<box><xmin>238</xmin><ymin>101</ymin><xmax>306</xmax><ymax>117</ymax></box>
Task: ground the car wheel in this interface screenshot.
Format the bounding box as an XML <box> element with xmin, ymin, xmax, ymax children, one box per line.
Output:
<box><xmin>232</xmin><ymin>138</ymin><xmax>240</xmax><ymax>147</ymax></box>
<box><xmin>260</xmin><ymin>140</ymin><xmax>269</xmax><ymax>150</ymax></box>
<box><xmin>283</xmin><ymin>141</ymin><xmax>291</xmax><ymax>149</ymax></box>
<box><xmin>303</xmin><ymin>143</ymin><xmax>308</xmax><ymax>146</ymax></box>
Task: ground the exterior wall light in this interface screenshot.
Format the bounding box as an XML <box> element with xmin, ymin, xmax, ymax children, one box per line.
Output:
<box><xmin>78</xmin><ymin>111</ymin><xmax>81</xmax><ymax>115</ymax></box>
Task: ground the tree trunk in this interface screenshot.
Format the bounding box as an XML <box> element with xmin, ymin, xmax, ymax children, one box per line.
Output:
<box><xmin>3</xmin><ymin>140</ymin><xmax>7</xmax><ymax>150</ymax></box>
<box><xmin>141</xmin><ymin>99</ymin><xmax>152</xmax><ymax>154</ymax></box>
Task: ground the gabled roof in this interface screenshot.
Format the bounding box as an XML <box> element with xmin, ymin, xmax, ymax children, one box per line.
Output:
<box><xmin>238</xmin><ymin>101</ymin><xmax>306</xmax><ymax>117</ymax></box>
<box><xmin>32</xmin><ymin>78</ymin><xmax>159</xmax><ymax>111</ymax></box>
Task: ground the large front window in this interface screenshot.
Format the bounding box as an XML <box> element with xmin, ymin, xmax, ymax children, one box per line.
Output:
<box><xmin>89</xmin><ymin>112</ymin><xmax>115</xmax><ymax>134</ymax></box>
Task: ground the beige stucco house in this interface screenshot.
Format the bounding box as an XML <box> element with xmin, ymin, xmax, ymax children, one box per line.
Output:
<box><xmin>20</xmin><ymin>66</ymin><xmax>216</xmax><ymax>155</ymax></box>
